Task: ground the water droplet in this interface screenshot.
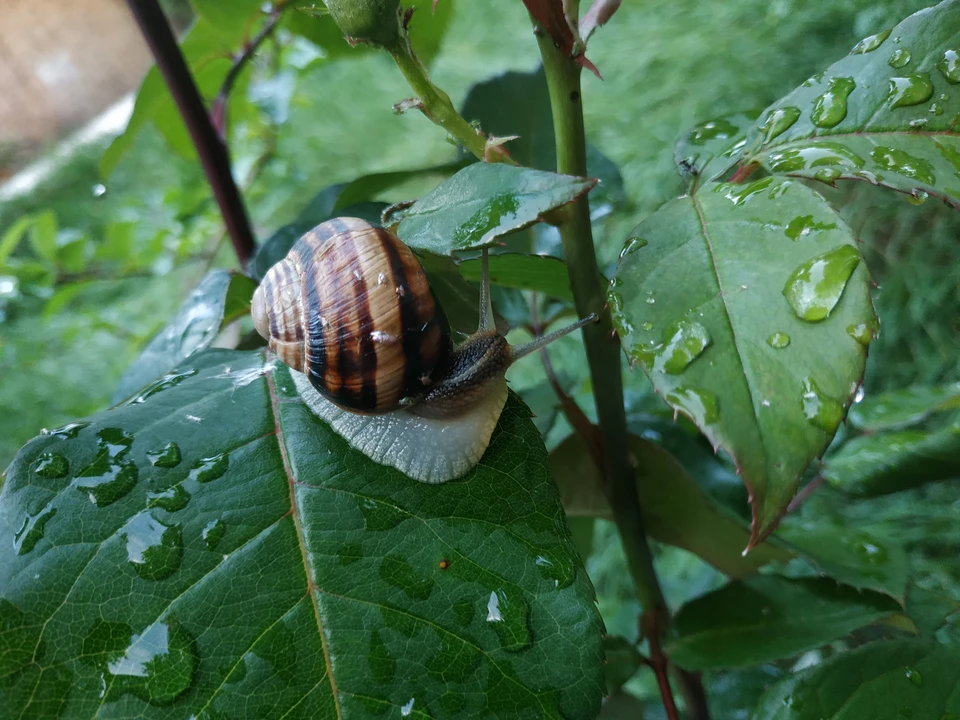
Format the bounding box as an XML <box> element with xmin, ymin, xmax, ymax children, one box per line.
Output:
<box><xmin>851</xmin><ymin>29</ymin><xmax>891</xmax><ymax>54</ymax></box>
<box><xmin>871</xmin><ymin>147</ymin><xmax>936</xmax><ymax>184</ymax></box>
<box><xmin>853</xmin><ymin>538</ymin><xmax>889</xmax><ymax>565</ymax></box>
<box><xmin>86</xmin><ymin>618</ymin><xmax>197</xmax><ymax>705</ymax></box>
<box><xmin>685</xmin><ymin>118</ymin><xmax>740</xmax><ymax>145</ymax></box>
<box><xmin>888</xmin><ymin>75</ymin><xmax>934</xmax><ymax>109</ymax></box>
<box><xmin>801</xmin><ymin>376</ymin><xmax>844</xmax><ymax>432</ymax></box>
<box><xmin>368</xmin><ymin>631</ymin><xmax>396</xmax><ymax>684</ymax></box>
<box><xmin>619</xmin><ymin>236</ymin><xmax>648</xmax><ymax>259</ymax></box>
<box><xmin>767</xmin><ymin>143</ymin><xmax>865</xmax><ymax>173</ymax></box>
<box><xmin>716</xmin><ymin>176</ymin><xmax>776</xmax><ymax>206</ymax></box>
<box><xmin>905</xmin><ymin>666</ymin><xmax>923</xmax><ymax>687</ymax></box>
<box><xmin>188</xmin><ymin>453</ymin><xmax>228</xmax><ymax>484</ymax></box>
<box><xmin>400</xmin><ymin>698</ymin><xmax>416</xmax><ymax>717</ymax></box>
<box><xmin>641</xmin><ymin>321</ymin><xmax>654</xmax><ymax>331</ymax></box>
<box><xmin>645</xmin><ymin>295</ymin><xmax>656</xmax><ymax>305</ymax></box>
<box><xmin>379</xmin><ymin>556</ymin><xmax>434</xmax><ymax>601</ymax></box>
<box><xmin>533</xmin><ymin>551</ymin><xmax>576</xmax><ymax>589</ymax></box>
<box><xmin>814</xmin><ymin>167</ymin><xmax>842</xmax><ymax>184</ymax></box>
<box><xmin>14</xmin><ymin>507</ymin><xmax>57</xmax><ymax>555</ymax></box>
<box><xmin>785</xmin><ymin>215</ymin><xmax>838</xmax><ymax>241</ymax></box>
<box><xmin>124</xmin><ymin>511</ymin><xmax>183</xmax><ymax>581</ymax></box>
<box><xmin>761</xmin><ymin>107</ymin><xmax>801</xmax><ymax>142</ymax></box>
<box><xmin>147</xmin><ymin>442</ymin><xmax>181</xmax><ymax>468</ymax></box>
<box><xmin>847</xmin><ymin>322</ymin><xmax>875</xmax><ymax>346</ymax></box>
<box><xmin>485</xmin><ymin>589</ymin><xmax>532</xmax><ymax>652</ymax></box>
<box><xmin>34</xmin><ymin>452</ymin><xmax>69</xmax><ymax>478</ymax></box>
<box><xmin>92</xmin><ymin>183</ymin><xmax>107</xmax><ymax>198</ymax></box>
<box><xmin>937</xmin><ymin>49</ymin><xmax>960</xmax><ymax>83</ymax></box>
<box><xmin>930</xmin><ymin>101</ymin><xmax>944</xmax><ymax>115</ymax></box>
<box><xmin>666</xmin><ymin>386</ymin><xmax>720</xmax><ymax>425</ymax></box>
<box><xmin>766</xmin><ymin>332</ymin><xmax>791</xmax><ymax>349</ymax></box>
<box><xmin>782</xmin><ymin>245</ymin><xmax>861</xmax><ymax>322</ymax></box>
<box><xmin>201</xmin><ymin>519</ymin><xmax>226</xmax><ymax>550</ymax></box>
<box><xmin>888</xmin><ymin>48</ymin><xmax>911</xmax><ymax>68</ymax></box>
<box><xmin>47</xmin><ymin>421</ymin><xmax>88</xmax><ymax>439</ymax></box>
<box><xmin>147</xmin><ymin>485</ymin><xmax>191</xmax><ymax>513</ymax></box>
<box><xmin>73</xmin><ymin>428</ymin><xmax>138</xmax><ymax>506</ymax></box>
<box><xmin>126</xmin><ymin>369</ymin><xmax>198</xmax><ymax>405</ymax></box>
<box><xmin>811</xmin><ymin>77</ymin><xmax>855</xmax><ymax>128</ymax></box>
<box><xmin>909</xmin><ymin>118</ymin><xmax>928</xmax><ymax>130</ymax></box>
<box><xmin>907</xmin><ymin>190</ymin><xmax>929</xmax><ymax>205</ymax></box>
<box><xmin>636</xmin><ymin>319</ymin><xmax>711</xmax><ymax>374</ymax></box>
<box><xmin>783</xmin><ymin>693</ymin><xmax>805</xmax><ymax>709</ymax></box>
<box><xmin>357</xmin><ymin>496</ymin><xmax>408</xmax><ymax>531</ymax></box>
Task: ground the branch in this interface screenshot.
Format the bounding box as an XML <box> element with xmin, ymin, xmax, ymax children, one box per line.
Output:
<box><xmin>126</xmin><ymin>0</ymin><xmax>257</xmax><ymax>267</ymax></box>
<box><xmin>533</xmin><ymin>18</ymin><xmax>709</xmax><ymax>720</ymax></box>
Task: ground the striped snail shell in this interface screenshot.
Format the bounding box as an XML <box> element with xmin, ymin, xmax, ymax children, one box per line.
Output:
<box><xmin>252</xmin><ymin>217</ymin><xmax>599</xmax><ymax>484</ymax></box>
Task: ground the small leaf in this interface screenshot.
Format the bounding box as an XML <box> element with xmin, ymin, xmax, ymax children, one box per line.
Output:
<box><xmin>26</xmin><ymin>211</ymin><xmax>58</xmax><ymax>264</ymax></box>
<box><xmin>397</xmin><ymin>164</ymin><xmax>597</xmax><ymax>254</ymax></box>
<box><xmin>457</xmin><ymin>253</ymin><xmax>573</xmax><ymax>301</ymax></box>
<box><xmin>823</xmin><ymin>419</ymin><xmax>960</xmax><ymax>496</ymax></box>
<box><xmin>112</xmin><ymin>271</ymin><xmax>257</xmax><ymax>403</ymax></box>
<box><xmin>666</xmin><ymin>575</ymin><xmax>900</xmax><ymax>671</ymax></box>
<box><xmin>751</xmin><ymin>640</ymin><xmax>960</xmax><ymax>720</ymax></box>
<box><xmin>609</xmin><ymin>178</ymin><xmax>875</xmax><ymax>542</ymax></box>
<box><xmin>0</xmin><ymin>350</ymin><xmax>604</xmax><ymax>718</ymax></box>
<box><xmin>0</xmin><ymin>216</ymin><xmax>34</xmax><ymax>265</ymax></box>
<box><xmin>742</xmin><ymin>0</ymin><xmax>960</xmax><ymax>207</ymax></box>
<box><xmin>549</xmin><ymin>434</ymin><xmax>793</xmax><ymax>577</ymax></box>
<box><xmin>849</xmin><ymin>381</ymin><xmax>960</xmax><ymax>431</ymax></box>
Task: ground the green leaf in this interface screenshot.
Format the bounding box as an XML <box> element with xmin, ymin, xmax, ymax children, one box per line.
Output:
<box><xmin>460</xmin><ymin>68</ymin><xmax>626</xmax><ymax>209</ymax></box>
<box><xmin>0</xmin><ymin>350</ymin><xmax>604</xmax><ymax>718</ymax></box>
<box><xmin>549</xmin><ymin>434</ymin><xmax>793</xmax><ymax>577</ymax></box>
<box><xmin>602</xmin><ymin>636</ymin><xmax>644</xmax><ymax>693</ymax></box>
<box><xmin>849</xmin><ymin>382</ymin><xmax>960</xmax><ymax>431</ymax></box>
<box><xmin>457</xmin><ymin>253</ymin><xmax>573</xmax><ymax>301</ymax></box>
<box><xmin>775</xmin><ymin>517</ymin><xmax>910</xmax><ymax>601</ymax></box>
<box><xmin>742</xmin><ymin>0</ymin><xmax>960</xmax><ymax>206</ymax></box>
<box><xmin>666</xmin><ymin>575</ymin><xmax>900</xmax><ymax>671</ymax></box>
<box><xmin>112</xmin><ymin>271</ymin><xmax>257</xmax><ymax>403</ymax></box>
<box><xmin>0</xmin><ymin>216</ymin><xmax>33</xmax><ymax>265</ymax></box>
<box><xmin>332</xmin><ymin>161</ymin><xmax>468</xmax><ymax>212</ymax></box>
<box><xmin>396</xmin><ymin>164</ymin><xmax>597</xmax><ymax>254</ymax></box>
<box><xmin>751</xmin><ymin>640</ymin><xmax>960</xmax><ymax>720</ymax></box>
<box><xmin>27</xmin><ymin>210</ymin><xmax>58</xmax><ymax>264</ymax></box>
<box><xmin>674</xmin><ymin>111</ymin><xmax>760</xmax><ymax>184</ymax></box>
<box><xmin>193</xmin><ymin>0</ymin><xmax>263</xmax><ymax>40</ymax></box>
<box><xmin>823</xmin><ymin>418</ymin><xmax>960</xmax><ymax>496</ymax></box>
<box><xmin>609</xmin><ymin>177</ymin><xmax>875</xmax><ymax>542</ymax></box>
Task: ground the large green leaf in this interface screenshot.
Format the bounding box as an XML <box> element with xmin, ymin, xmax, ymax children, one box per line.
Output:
<box><xmin>742</xmin><ymin>0</ymin><xmax>960</xmax><ymax>207</ymax></box>
<box><xmin>609</xmin><ymin>177</ymin><xmax>875</xmax><ymax>542</ymax></box>
<box><xmin>0</xmin><ymin>350</ymin><xmax>604</xmax><ymax>718</ymax></box>
<box><xmin>111</xmin><ymin>271</ymin><xmax>257</xmax><ymax>404</ymax></box>
<box><xmin>849</xmin><ymin>381</ymin><xmax>960</xmax><ymax>432</ymax></box>
<box><xmin>457</xmin><ymin>253</ymin><xmax>573</xmax><ymax>301</ymax></box>
<box><xmin>665</xmin><ymin>576</ymin><xmax>900</xmax><ymax>671</ymax></box>
<box><xmin>751</xmin><ymin>640</ymin><xmax>960</xmax><ymax>719</ymax></box>
<box><xmin>396</xmin><ymin>164</ymin><xmax>597</xmax><ymax>254</ymax></box>
<box><xmin>823</xmin><ymin>418</ymin><xmax>960</xmax><ymax>496</ymax></box>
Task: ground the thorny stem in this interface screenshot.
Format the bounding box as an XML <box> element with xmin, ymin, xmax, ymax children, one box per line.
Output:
<box><xmin>126</xmin><ymin>0</ymin><xmax>257</xmax><ymax>267</ymax></box>
<box><xmin>534</xmin><ymin>20</ymin><xmax>709</xmax><ymax>720</ymax></box>
<box><xmin>387</xmin><ymin>24</ymin><xmax>516</xmax><ymax>165</ymax></box>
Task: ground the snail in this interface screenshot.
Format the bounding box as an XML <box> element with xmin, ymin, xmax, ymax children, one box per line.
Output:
<box><xmin>251</xmin><ymin>217</ymin><xmax>597</xmax><ymax>483</ymax></box>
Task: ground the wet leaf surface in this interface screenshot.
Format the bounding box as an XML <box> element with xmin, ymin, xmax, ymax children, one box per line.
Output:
<box><xmin>457</xmin><ymin>253</ymin><xmax>573</xmax><ymax>301</ymax></box>
<box><xmin>674</xmin><ymin>111</ymin><xmax>761</xmax><ymax>184</ymax></box>
<box><xmin>0</xmin><ymin>350</ymin><xmax>604</xmax><ymax>718</ymax></box>
<box><xmin>608</xmin><ymin>177</ymin><xmax>875</xmax><ymax>542</ymax></box>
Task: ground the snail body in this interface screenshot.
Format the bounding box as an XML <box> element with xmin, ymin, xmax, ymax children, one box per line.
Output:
<box><xmin>252</xmin><ymin>217</ymin><xmax>597</xmax><ymax>483</ymax></box>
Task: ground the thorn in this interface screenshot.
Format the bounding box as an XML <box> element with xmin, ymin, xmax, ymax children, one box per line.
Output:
<box><xmin>393</xmin><ymin>98</ymin><xmax>423</xmax><ymax>114</ymax></box>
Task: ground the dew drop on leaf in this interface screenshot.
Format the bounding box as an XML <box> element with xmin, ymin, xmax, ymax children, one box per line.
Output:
<box><xmin>534</xmin><ymin>551</ymin><xmax>576</xmax><ymax>589</ymax></box>
<box><xmin>761</xmin><ymin>107</ymin><xmax>801</xmax><ymax>142</ymax></box>
<box><xmin>937</xmin><ymin>49</ymin><xmax>960</xmax><ymax>83</ymax></box>
<box><xmin>850</xmin><ymin>29</ymin><xmax>891</xmax><ymax>54</ymax></box>
<box><xmin>619</xmin><ymin>236</ymin><xmax>648</xmax><ymax>259</ymax></box>
<box><xmin>800</xmin><ymin>376</ymin><xmax>845</xmax><ymax>432</ymax></box>
<box><xmin>766</xmin><ymin>332</ymin><xmax>791</xmax><ymax>349</ymax></box>
<box><xmin>767</xmin><ymin>144</ymin><xmax>864</xmax><ymax>173</ymax></box>
<box><xmin>930</xmin><ymin>101</ymin><xmax>944</xmax><ymax>115</ymax></box>
<box><xmin>147</xmin><ymin>442</ymin><xmax>182</xmax><ymax>468</ymax></box>
<box><xmin>201</xmin><ymin>518</ymin><xmax>226</xmax><ymax>550</ymax></box>
<box><xmin>641</xmin><ymin>321</ymin><xmax>654</xmax><ymax>331</ymax></box>
<box><xmin>716</xmin><ymin>176</ymin><xmax>776</xmax><ymax>206</ymax></box>
<box><xmin>642</xmin><ymin>319</ymin><xmax>712</xmax><ymax>374</ymax></box>
<box><xmin>811</xmin><ymin>77</ymin><xmax>855</xmax><ymax>128</ymax></box>
<box><xmin>666</xmin><ymin>386</ymin><xmax>720</xmax><ymax>425</ymax></box>
<box><xmin>126</xmin><ymin>369</ymin><xmax>198</xmax><ymax>405</ymax></box>
<box><xmin>782</xmin><ymin>245</ymin><xmax>861</xmax><ymax>322</ymax></box>
<box><xmin>685</xmin><ymin>118</ymin><xmax>740</xmax><ymax>145</ymax></box>
<box><xmin>888</xmin><ymin>48</ymin><xmax>911</xmax><ymax>68</ymax></box>
<box><xmin>853</xmin><ymin>538</ymin><xmax>889</xmax><ymax>565</ymax></box>
<box><xmin>147</xmin><ymin>485</ymin><xmax>191</xmax><ymax>512</ymax></box>
<box><xmin>73</xmin><ymin>428</ymin><xmax>138</xmax><ymax>506</ymax></box>
<box><xmin>14</xmin><ymin>508</ymin><xmax>57</xmax><ymax>555</ymax></box>
<box><xmin>47</xmin><ymin>421</ymin><xmax>89</xmax><ymax>439</ymax></box>
<box><xmin>357</xmin><ymin>496</ymin><xmax>408</xmax><ymax>531</ymax></box>
<box><xmin>34</xmin><ymin>452</ymin><xmax>69</xmax><ymax>478</ymax></box>
<box><xmin>871</xmin><ymin>147</ymin><xmax>936</xmax><ymax>184</ymax></box>
<box><xmin>887</xmin><ymin>74</ymin><xmax>934</xmax><ymax>109</ymax></box>
<box><xmin>124</xmin><ymin>511</ymin><xmax>184</xmax><ymax>581</ymax></box>
<box><xmin>784</xmin><ymin>215</ymin><xmax>837</xmax><ymax>241</ymax></box>
<box><xmin>645</xmin><ymin>294</ymin><xmax>656</xmax><ymax>305</ymax></box>
<box><xmin>188</xmin><ymin>453</ymin><xmax>229</xmax><ymax>483</ymax></box>
<box><xmin>905</xmin><ymin>666</ymin><xmax>924</xmax><ymax>687</ymax></box>
<box><xmin>484</xmin><ymin>589</ymin><xmax>533</xmax><ymax>652</ymax></box>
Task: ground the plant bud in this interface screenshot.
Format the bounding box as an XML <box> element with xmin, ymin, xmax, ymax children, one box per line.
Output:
<box><xmin>325</xmin><ymin>0</ymin><xmax>403</xmax><ymax>49</ymax></box>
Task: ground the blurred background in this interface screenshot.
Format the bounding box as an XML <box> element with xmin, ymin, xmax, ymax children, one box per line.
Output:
<box><xmin>1</xmin><ymin>0</ymin><xmax>957</xmax><ymax>472</ymax></box>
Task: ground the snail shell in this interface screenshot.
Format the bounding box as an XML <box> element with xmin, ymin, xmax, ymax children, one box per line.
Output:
<box><xmin>251</xmin><ymin>217</ymin><xmax>451</xmax><ymax>413</ymax></box>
